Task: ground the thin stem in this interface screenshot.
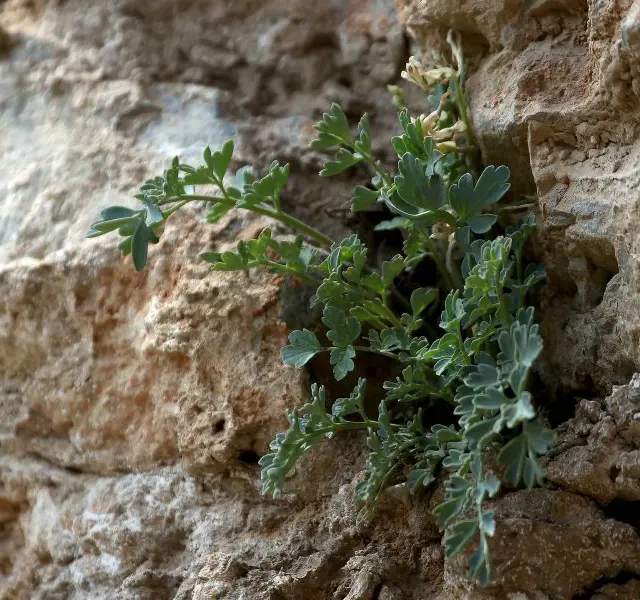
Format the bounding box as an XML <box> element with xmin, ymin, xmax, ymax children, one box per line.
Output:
<box><xmin>446</xmin><ymin>240</ymin><xmax>465</xmax><ymax>290</ymax></box>
<box><xmin>341</xmin><ymin>136</ymin><xmax>393</xmax><ymax>187</ymax></box>
<box><xmin>159</xmin><ymin>194</ymin><xmax>334</xmax><ymax>248</ymax></box>
<box><xmin>423</xmin><ymin>235</ymin><xmax>458</xmax><ymax>291</ymax></box>
<box><xmin>314</xmin><ymin>422</ymin><xmax>370</xmax><ymax>435</ymax></box>
<box><xmin>361</xmin><ymin>153</ymin><xmax>393</xmax><ymax>187</ymax></box>
<box><xmin>260</xmin><ymin>260</ymin><xmax>320</xmax><ymax>287</ymax></box>
<box><xmin>456</xmin><ymin>323</ymin><xmax>471</xmax><ymax>365</ymax></box>
<box><xmin>496</xmin><ymin>285</ymin><xmax>512</xmax><ymax>327</ymax></box>
<box><xmin>161</xmin><ymin>198</ymin><xmax>190</xmax><ymax>218</ymax></box>
<box><xmin>453</xmin><ymin>77</ymin><xmax>476</xmax><ymax>149</ymax></box>
<box><xmin>352</xmin><ymin>346</ymin><xmax>403</xmax><ymax>362</ymax></box>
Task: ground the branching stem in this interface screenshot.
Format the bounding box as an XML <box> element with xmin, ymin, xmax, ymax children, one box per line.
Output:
<box><xmin>159</xmin><ymin>194</ymin><xmax>334</xmax><ymax>248</ymax></box>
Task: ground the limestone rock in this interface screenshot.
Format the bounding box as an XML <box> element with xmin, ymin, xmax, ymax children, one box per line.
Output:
<box><xmin>444</xmin><ymin>490</ymin><xmax>640</xmax><ymax>599</ymax></box>
<box><xmin>403</xmin><ymin>0</ymin><xmax>640</xmax><ymax>396</ymax></box>
<box><xmin>546</xmin><ymin>374</ymin><xmax>640</xmax><ymax>504</ymax></box>
<box><xmin>2</xmin><ymin>0</ymin><xmax>640</xmax><ymax>598</ymax></box>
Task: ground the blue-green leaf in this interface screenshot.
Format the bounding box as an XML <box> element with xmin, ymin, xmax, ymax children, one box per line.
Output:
<box><xmin>281</xmin><ymin>329</ymin><xmax>323</xmax><ymax>368</ymax></box>
<box><xmin>444</xmin><ymin>519</ymin><xmax>478</xmax><ymax>558</ymax></box>
<box><xmin>351</xmin><ymin>185</ymin><xmax>380</xmax><ymax>212</ymax></box>
<box><xmin>330</xmin><ymin>346</ymin><xmax>356</xmax><ymax>380</ymax></box>
<box><xmin>394</xmin><ymin>153</ymin><xmax>445</xmax><ymax>212</ymax></box>
<box><xmin>320</xmin><ymin>148</ymin><xmax>360</xmax><ymax>177</ymax></box>
<box><xmin>131</xmin><ymin>221</ymin><xmax>151</xmax><ymax>272</ymax></box>
<box><xmin>410</xmin><ymin>288</ymin><xmax>438</xmax><ymax>316</ymax></box>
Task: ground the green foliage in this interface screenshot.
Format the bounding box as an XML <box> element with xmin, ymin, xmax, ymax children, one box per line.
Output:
<box><xmin>86</xmin><ymin>42</ymin><xmax>552</xmax><ymax>587</ymax></box>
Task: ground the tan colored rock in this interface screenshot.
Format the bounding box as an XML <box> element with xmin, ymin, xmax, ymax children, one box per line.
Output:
<box><xmin>591</xmin><ymin>579</ymin><xmax>640</xmax><ymax>599</ymax></box>
<box><xmin>444</xmin><ymin>489</ymin><xmax>640</xmax><ymax>599</ymax></box>
<box><xmin>545</xmin><ymin>373</ymin><xmax>640</xmax><ymax>504</ymax></box>
<box><xmin>403</xmin><ymin>0</ymin><xmax>640</xmax><ymax>396</ymax></box>
<box><xmin>2</xmin><ymin>0</ymin><xmax>640</xmax><ymax>597</ymax></box>
<box><xmin>0</xmin><ymin>210</ymin><xmax>303</xmax><ymax>473</ymax></box>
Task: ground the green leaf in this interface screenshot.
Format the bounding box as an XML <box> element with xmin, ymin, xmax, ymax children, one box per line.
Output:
<box><xmin>464</xmin><ymin>364</ymin><xmax>500</xmax><ymax>390</ymax></box>
<box><xmin>354</xmin><ymin>114</ymin><xmax>372</xmax><ymax>156</ymax></box>
<box><xmin>142</xmin><ymin>199</ymin><xmax>164</xmax><ymax>226</ymax></box>
<box><xmin>204</xmin><ymin>139</ymin><xmax>234</xmax><ymax>181</ymax></box>
<box><xmin>410</xmin><ymin>288</ymin><xmax>438</xmax><ymax>317</ymax></box>
<box><xmin>241</xmin><ymin>162</ymin><xmax>290</xmax><ymax>206</ymax></box>
<box><xmin>367</xmin><ymin>328</ymin><xmax>408</xmax><ymax>352</ymax></box>
<box><xmin>444</xmin><ymin>519</ymin><xmax>478</xmax><ymax>558</ymax></box>
<box><xmin>449</xmin><ymin>166</ymin><xmax>510</xmax><ymax>229</ymax></box>
<box><xmin>320</xmin><ymin>148</ymin><xmax>360</xmax><ymax>177</ymax></box>
<box><xmin>118</xmin><ymin>220</ymin><xmax>139</xmax><ymax>236</ymax></box>
<box><xmin>200</xmin><ymin>250</ymin><xmax>248</xmax><ymax>271</ymax></box>
<box><xmin>434</xmin><ymin>494</ymin><xmax>467</xmax><ymax>528</ymax></box>
<box><xmin>394</xmin><ymin>153</ymin><xmax>445</xmax><ymax>212</ymax></box>
<box><xmin>467</xmin><ymin>213</ymin><xmax>497</xmax><ymax>234</ymax></box>
<box><xmin>322</xmin><ymin>305</ymin><xmax>361</xmax><ymax>347</ymax></box>
<box><xmin>330</xmin><ymin>346</ymin><xmax>356</xmax><ymax>381</ymax></box>
<box><xmin>473</xmin><ymin>387</ymin><xmax>506</xmax><ymax>410</ymax></box>
<box><xmin>502</xmin><ymin>391</ymin><xmax>535</xmax><ymax>428</ymax></box>
<box><xmin>498</xmin><ymin>422</ymin><xmax>553</xmax><ymax>487</ymax></box>
<box><xmin>498</xmin><ymin>322</ymin><xmax>543</xmax><ymax>369</ymax></box>
<box><xmin>351</xmin><ymin>186</ymin><xmax>380</xmax><ymax>212</ymax></box>
<box><xmin>468</xmin><ymin>537</ymin><xmax>491</xmax><ymax>586</ymax></box>
<box><xmin>332</xmin><ymin>379</ymin><xmax>366</xmax><ymax>417</ymax></box>
<box><xmin>235</xmin><ymin>165</ymin><xmax>254</xmax><ymax>187</ymax></box>
<box><xmin>466</xmin><ymin>417</ymin><xmax>500</xmax><ymax>450</ymax></box>
<box><xmin>481</xmin><ymin>510</ymin><xmax>496</xmax><ymax>536</ymax></box>
<box><xmin>89</xmin><ymin>217</ymin><xmax>134</xmax><ymax>234</ymax></box>
<box><xmin>281</xmin><ymin>329</ymin><xmax>323</xmax><ymax>368</ymax></box>
<box><xmin>374</xmin><ymin>216</ymin><xmax>408</xmax><ymax>231</ymax></box>
<box><xmin>100</xmin><ymin>206</ymin><xmax>139</xmax><ymax>221</ymax></box>
<box><xmin>205</xmin><ymin>202</ymin><xmax>233</xmax><ymax>224</ymax></box>
<box><xmin>310</xmin><ymin>103</ymin><xmax>351</xmax><ymax>148</ymax></box>
<box><xmin>131</xmin><ymin>220</ymin><xmax>152</xmax><ymax>271</ymax></box>
<box><xmin>455</xmin><ymin>225</ymin><xmax>471</xmax><ymax>251</ymax></box>
<box><xmin>525</xmin><ymin>421</ymin><xmax>555</xmax><ymax>455</ymax></box>
<box><xmin>118</xmin><ymin>236</ymin><xmax>133</xmax><ymax>257</ymax></box>
<box><xmin>407</xmin><ymin>468</ymin><xmax>436</xmax><ymax>493</ymax></box>
<box><xmin>474</xmin><ymin>165</ymin><xmax>511</xmax><ymax>206</ymax></box>
<box><xmin>382</xmin><ymin>255</ymin><xmax>404</xmax><ymax>286</ymax></box>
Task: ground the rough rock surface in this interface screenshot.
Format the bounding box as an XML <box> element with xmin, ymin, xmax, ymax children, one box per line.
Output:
<box><xmin>404</xmin><ymin>0</ymin><xmax>640</xmax><ymax>397</ymax></box>
<box><xmin>546</xmin><ymin>374</ymin><xmax>640</xmax><ymax>505</ymax></box>
<box><xmin>2</xmin><ymin>0</ymin><xmax>640</xmax><ymax>599</ymax></box>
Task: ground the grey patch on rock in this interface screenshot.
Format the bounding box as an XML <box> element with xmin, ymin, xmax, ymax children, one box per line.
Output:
<box><xmin>546</xmin><ymin>374</ymin><xmax>640</xmax><ymax>504</ymax></box>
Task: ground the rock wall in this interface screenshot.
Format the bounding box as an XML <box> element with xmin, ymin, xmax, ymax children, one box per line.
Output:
<box><xmin>0</xmin><ymin>0</ymin><xmax>639</xmax><ymax>599</ymax></box>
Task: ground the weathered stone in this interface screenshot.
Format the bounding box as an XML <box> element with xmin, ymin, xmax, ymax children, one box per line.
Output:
<box><xmin>403</xmin><ymin>0</ymin><xmax>640</xmax><ymax>396</ymax></box>
<box><xmin>444</xmin><ymin>490</ymin><xmax>640</xmax><ymax>599</ymax></box>
<box><xmin>546</xmin><ymin>374</ymin><xmax>640</xmax><ymax>504</ymax></box>
<box><xmin>2</xmin><ymin>0</ymin><xmax>640</xmax><ymax>597</ymax></box>
<box><xmin>0</xmin><ymin>210</ymin><xmax>303</xmax><ymax>474</ymax></box>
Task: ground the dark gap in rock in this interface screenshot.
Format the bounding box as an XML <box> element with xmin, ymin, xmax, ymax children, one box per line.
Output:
<box><xmin>62</xmin><ymin>465</ymin><xmax>83</xmax><ymax>476</ymax></box>
<box><xmin>544</xmin><ymin>373</ymin><xmax>600</xmax><ymax>427</ymax></box>
<box><xmin>214</xmin><ymin>419</ymin><xmax>226</xmax><ymax>433</ymax></box>
<box><xmin>545</xmin><ymin>392</ymin><xmax>579</xmax><ymax>427</ymax></box>
<box><xmin>337</xmin><ymin>74</ymin><xmax>353</xmax><ymax>89</ymax></box>
<box><xmin>602</xmin><ymin>499</ymin><xmax>640</xmax><ymax>531</ymax></box>
<box><xmin>529</xmin><ymin>369</ymin><xmax>580</xmax><ymax>427</ymax></box>
<box><xmin>571</xmin><ymin>570</ymin><xmax>638</xmax><ymax>600</ymax></box>
<box><xmin>581</xmin><ymin>373</ymin><xmax>598</xmax><ymax>397</ymax></box>
<box><xmin>608</xmin><ymin>464</ymin><xmax>621</xmax><ymax>483</ymax></box>
<box><xmin>238</xmin><ymin>450</ymin><xmax>260</xmax><ymax>465</ymax></box>
<box><xmin>371</xmin><ymin>582</ymin><xmax>384</xmax><ymax>600</ymax></box>
<box><xmin>585</xmin><ymin>258</ymin><xmax>617</xmax><ymax>310</ymax></box>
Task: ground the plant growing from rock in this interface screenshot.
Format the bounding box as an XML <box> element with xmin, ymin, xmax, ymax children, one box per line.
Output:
<box><xmin>86</xmin><ymin>35</ymin><xmax>552</xmax><ymax>585</ymax></box>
